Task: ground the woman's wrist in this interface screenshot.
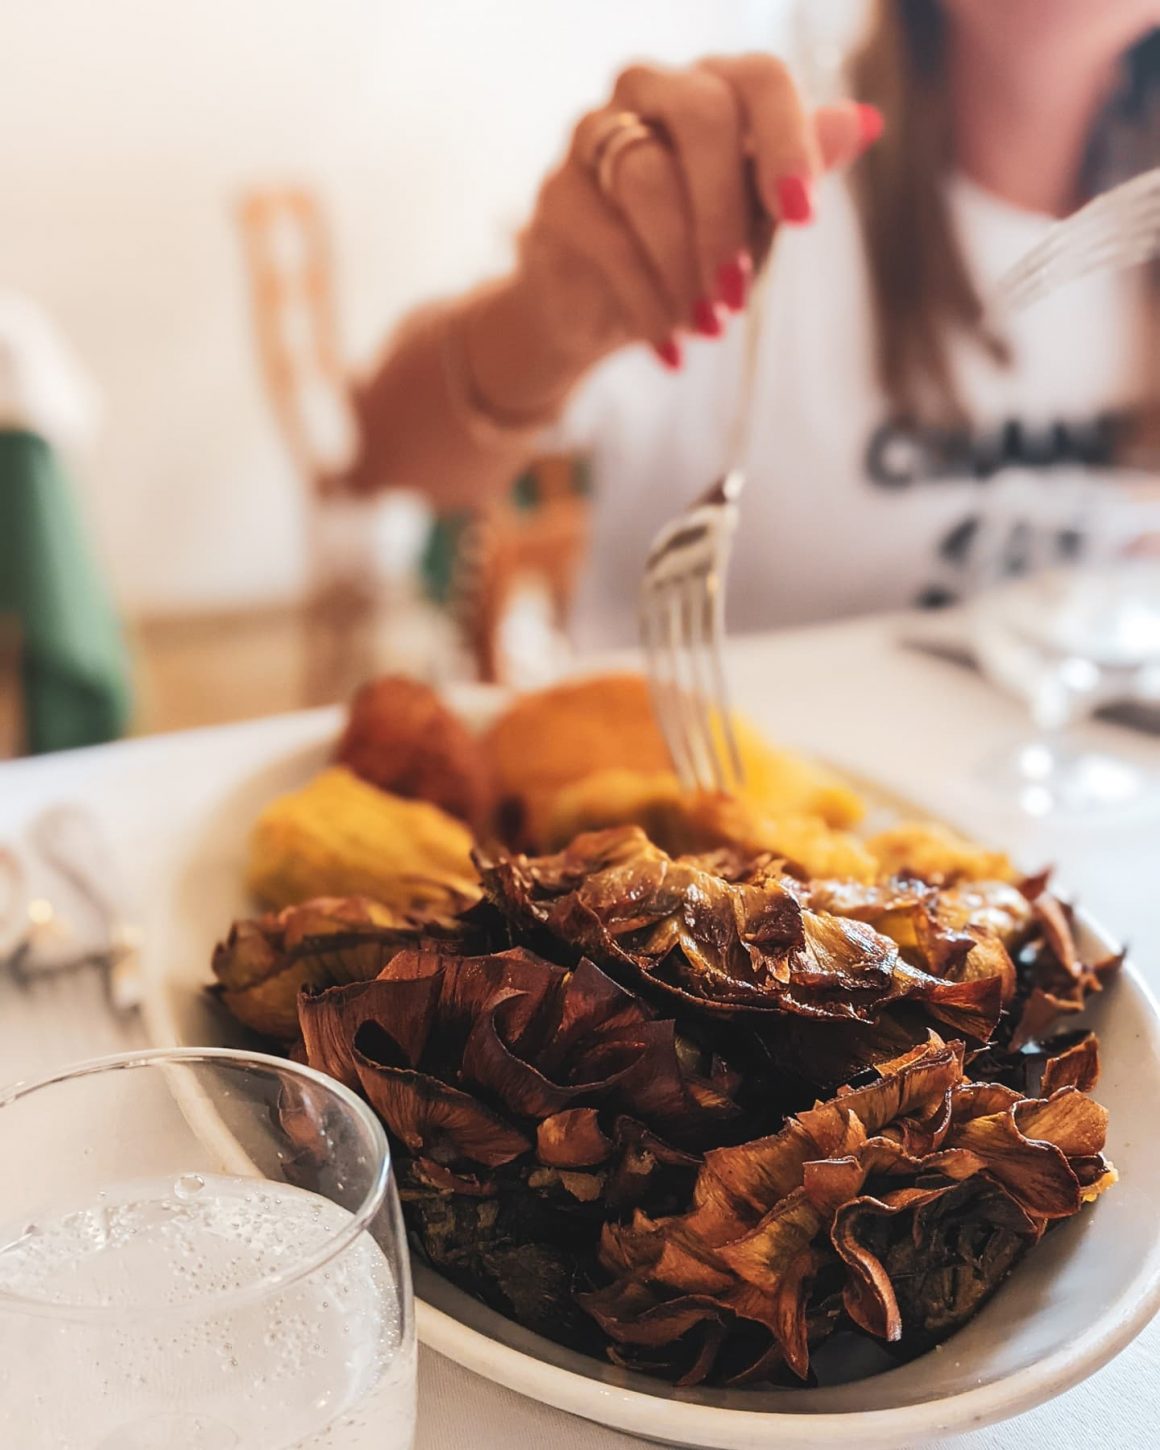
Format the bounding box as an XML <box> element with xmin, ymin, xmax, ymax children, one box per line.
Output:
<box><xmin>442</xmin><ymin>302</ymin><xmax>554</xmax><ymax>448</ymax></box>
<box><xmin>457</xmin><ymin>264</ymin><xmax>617</xmax><ymax>429</ymax></box>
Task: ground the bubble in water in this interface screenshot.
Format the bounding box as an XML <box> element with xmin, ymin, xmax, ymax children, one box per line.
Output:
<box><xmin>2</xmin><ymin>1176</ymin><xmax>412</xmax><ymax>1447</ymax></box>
<box><xmin>174</xmin><ymin>1173</ymin><xmax>206</xmax><ymax>1201</ymax></box>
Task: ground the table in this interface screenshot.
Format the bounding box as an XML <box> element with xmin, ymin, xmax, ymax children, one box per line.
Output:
<box><xmin>2</xmin><ymin>613</ymin><xmax>1158</xmax><ymax>1449</ymax></box>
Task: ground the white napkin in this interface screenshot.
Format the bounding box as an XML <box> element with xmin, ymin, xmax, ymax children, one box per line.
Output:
<box><xmin>0</xmin><ymin>292</ymin><xmax>99</xmax><ymax>448</ymax></box>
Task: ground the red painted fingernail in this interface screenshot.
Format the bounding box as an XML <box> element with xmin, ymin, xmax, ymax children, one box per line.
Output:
<box><xmin>855</xmin><ymin>102</ymin><xmax>885</xmax><ymax>148</ymax></box>
<box><xmin>716</xmin><ymin>251</ymin><xmax>752</xmax><ymax>312</ymax></box>
<box><xmin>693</xmin><ymin>297</ymin><xmax>725</xmax><ymax>337</ymax></box>
<box><xmin>774</xmin><ymin>174</ymin><xmax>813</xmax><ymax>225</ymax></box>
<box><xmin>653</xmin><ymin>337</ymin><xmax>683</xmax><ymax>371</ymax></box>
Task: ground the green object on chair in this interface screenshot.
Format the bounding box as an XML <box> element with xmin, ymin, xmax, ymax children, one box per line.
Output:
<box><xmin>0</xmin><ymin>429</ymin><xmax>132</xmax><ymax>753</ymax></box>
<box><xmin>419</xmin><ymin>455</ymin><xmax>593</xmax><ymax>607</ymax></box>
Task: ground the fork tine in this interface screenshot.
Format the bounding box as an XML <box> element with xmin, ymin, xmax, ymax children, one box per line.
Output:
<box><xmin>988</xmin><ymin>165</ymin><xmax>1160</xmax><ymax>319</ymax></box>
<box><xmin>702</xmin><ymin>573</ymin><xmax>744</xmax><ymax>790</ymax></box>
<box><xmin>995</xmin><ymin>218</ymin><xmax>1160</xmax><ymax>313</ymax></box>
<box><xmin>641</xmin><ymin>590</ymin><xmax>680</xmax><ymax>786</ymax></box>
<box><xmin>642</xmin><ymin>581</ymin><xmax>697</xmax><ymax>790</ymax></box>
<box><xmin>681</xmin><ymin>575</ymin><xmax>724</xmax><ymax>793</ymax></box>
<box><xmin>993</xmin><ymin>197</ymin><xmax>1138</xmax><ymax>308</ymax></box>
<box><xmin>669</xmin><ymin>579</ymin><xmax>712</xmax><ymax>792</ymax></box>
<box><xmin>640</xmin><ymin>491</ymin><xmax>747</xmax><ymax>795</ymax></box>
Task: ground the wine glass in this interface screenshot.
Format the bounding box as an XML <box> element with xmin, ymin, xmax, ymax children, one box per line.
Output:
<box><xmin>968</xmin><ymin>468</ymin><xmax>1160</xmax><ymax>816</ymax></box>
<box><xmin>0</xmin><ymin>1048</ymin><xmax>416</xmax><ymax>1450</ymax></box>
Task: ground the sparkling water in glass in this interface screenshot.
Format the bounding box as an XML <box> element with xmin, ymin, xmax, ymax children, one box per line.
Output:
<box><xmin>0</xmin><ymin>1049</ymin><xmax>416</xmax><ymax>1449</ymax></box>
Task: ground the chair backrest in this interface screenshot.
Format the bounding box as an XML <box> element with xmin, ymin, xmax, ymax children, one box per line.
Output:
<box><xmin>236</xmin><ymin>193</ymin><xmax>593</xmax><ymax>687</ymax></box>
<box><xmin>237</xmin><ymin>187</ymin><xmax>355</xmax><ymax>495</ymax></box>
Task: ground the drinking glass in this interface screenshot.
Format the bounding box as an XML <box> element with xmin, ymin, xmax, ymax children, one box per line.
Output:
<box><xmin>968</xmin><ymin>469</ymin><xmax>1160</xmax><ymax>816</ymax></box>
<box><xmin>0</xmin><ymin>1048</ymin><xmax>416</xmax><ymax>1450</ymax></box>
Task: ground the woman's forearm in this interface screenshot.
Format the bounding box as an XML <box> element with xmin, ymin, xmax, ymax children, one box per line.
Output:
<box><xmin>346</xmin><ymin>272</ymin><xmax>602</xmax><ymax>509</ymax></box>
<box><xmin>345</xmin><ymin>68</ymin><xmax>880</xmax><ymax>511</ymax></box>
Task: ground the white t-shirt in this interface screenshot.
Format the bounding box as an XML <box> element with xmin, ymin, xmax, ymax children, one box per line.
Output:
<box><xmin>563</xmin><ymin>173</ymin><xmax>1151</xmax><ymax>648</ymax></box>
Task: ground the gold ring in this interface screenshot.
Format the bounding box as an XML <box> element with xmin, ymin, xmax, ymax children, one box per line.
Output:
<box><xmin>587</xmin><ymin>111</ymin><xmax>657</xmax><ymax>198</ymax></box>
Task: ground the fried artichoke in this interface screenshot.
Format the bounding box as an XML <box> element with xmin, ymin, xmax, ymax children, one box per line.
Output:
<box><xmin>291</xmin><ymin>938</ymin><xmax>1113</xmax><ymax>1385</ymax></box>
<box><xmin>477</xmin><ymin>827</ymin><xmax>1002</xmax><ymax>1037</ymax></box>
<box><xmin>582</xmin><ymin>1036</ymin><xmax>1113</xmax><ymax>1384</ymax></box>
<box><xmin>207</xmin><ymin>708</ymin><xmax>1125</xmax><ymax>1393</ymax></box>
<box><xmin>211</xmin><ymin>896</ymin><xmax>483</xmax><ymax>1041</ymax></box>
<box><xmin>299</xmin><ymin>945</ymin><xmax>739</xmax><ymax>1154</ymax></box>
<box><xmin>297</xmin><ymin>944</ymin><xmax>729</xmax><ymax>1337</ymax></box>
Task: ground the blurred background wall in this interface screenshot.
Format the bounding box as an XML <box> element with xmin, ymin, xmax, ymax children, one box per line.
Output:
<box><xmin>0</xmin><ymin>0</ymin><xmax>841</xmax><ymax>621</ymax></box>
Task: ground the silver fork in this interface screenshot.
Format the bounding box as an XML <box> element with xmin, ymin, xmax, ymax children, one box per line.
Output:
<box><xmin>987</xmin><ymin>164</ymin><xmax>1160</xmax><ymax>318</ymax></box>
<box><xmin>639</xmin><ymin>267</ymin><xmax>770</xmax><ymax>794</ymax></box>
<box><xmin>0</xmin><ymin>806</ymin><xmax>142</xmax><ymax>1016</ymax></box>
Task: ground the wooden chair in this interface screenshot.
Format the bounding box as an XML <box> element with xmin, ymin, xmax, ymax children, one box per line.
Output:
<box><xmin>238</xmin><ymin>187</ymin><xmax>375</xmax><ymax>705</ymax></box>
<box><xmin>237</xmin><ymin>187</ymin><xmax>592</xmax><ymax>689</ymax></box>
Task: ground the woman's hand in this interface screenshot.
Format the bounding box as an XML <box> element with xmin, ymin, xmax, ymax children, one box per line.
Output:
<box><xmin>463</xmin><ymin>55</ymin><xmax>883</xmax><ymax>417</ymax></box>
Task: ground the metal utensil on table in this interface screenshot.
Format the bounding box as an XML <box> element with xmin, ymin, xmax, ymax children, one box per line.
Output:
<box><xmin>639</xmin><ymin>265</ymin><xmax>771</xmax><ymax>794</ymax></box>
<box><xmin>0</xmin><ymin>805</ymin><xmax>142</xmax><ymax>1016</ymax></box>
<box><xmin>987</xmin><ymin>164</ymin><xmax>1160</xmax><ymax>318</ymax></box>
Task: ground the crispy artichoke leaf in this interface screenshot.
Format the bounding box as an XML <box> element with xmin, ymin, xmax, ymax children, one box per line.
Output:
<box><xmin>537</xmin><ymin>1108</ymin><xmax>612</xmax><ymax>1168</ymax></box>
<box><xmin>353</xmin><ymin>1046</ymin><xmax>531</xmax><ymax>1168</ymax></box>
<box><xmin>582</xmin><ymin>1038</ymin><xmax>1112</xmax><ymax>1382</ymax></box>
<box><xmin>832</xmin><ymin>1184</ymin><xmax>952</xmax><ymax>1341</ymax></box>
<box><xmin>299</xmin><ymin>978</ymin><xmax>417</xmax><ymax>1090</ymax></box>
<box><xmin>213</xmin><ymin>896</ymin><xmax>472</xmax><ymax>1041</ymax></box>
<box><xmin>1041</xmin><ymin>1034</ymin><xmax>1100</xmax><ymax>1094</ymax></box>
<box><xmin>479</xmin><ymin>828</ymin><xmax>1004</xmax><ymax>1036</ymax></box>
<box><xmin>833</xmin><ymin>1179</ymin><xmax>1036</xmax><ymax>1343</ymax></box>
<box><xmin>935</xmin><ymin>1084</ymin><xmax>1110</xmax><ymax>1218</ymax></box>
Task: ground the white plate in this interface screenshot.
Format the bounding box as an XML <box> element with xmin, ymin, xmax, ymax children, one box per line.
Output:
<box><xmin>141</xmin><ymin>712</ymin><xmax>1160</xmax><ymax>1449</ymax></box>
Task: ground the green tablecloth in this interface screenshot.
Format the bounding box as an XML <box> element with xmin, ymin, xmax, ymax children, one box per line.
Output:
<box><xmin>0</xmin><ymin>429</ymin><xmax>131</xmax><ymax>752</ymax></box>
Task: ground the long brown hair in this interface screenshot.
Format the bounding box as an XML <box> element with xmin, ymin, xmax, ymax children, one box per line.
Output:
<box><xmin>847</xmin><ymin>2</ymin><xmax>1160</xmax><ymax>441</ymax></box>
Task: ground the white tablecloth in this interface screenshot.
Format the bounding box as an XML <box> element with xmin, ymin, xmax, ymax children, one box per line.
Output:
<box><xmin>2</xmin><ymin>613</ymin><xmax>1158</xmax><ymax>1449</ymax></box>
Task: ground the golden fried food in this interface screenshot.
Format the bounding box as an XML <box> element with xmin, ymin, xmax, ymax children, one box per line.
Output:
<box><xmin>866</xmin><ymin>820</ymin><xmax>1016</xmax><ymax>884</ymax></box>
<box><xmin>247</xmin><ymin>766</ymin><xmax>480</xmax><ymax>912</ymax></box>
<box><xmin>483</xmin><ymin>673</ymin><xmax>864</xmax><ymax>847</ymax></box>
<box><xmin>335</xmin><ymin>675</ymin><xmax>492</xmax><ymax>830</ymax></box>
<box><xmin>544</xmin><ymin>769</ymin><xmax>700</xmax><ymax>853</ymax></box>
<box><xmin>730</xmin><ymin>716</ymin><xmax>864</xmax><ymax>827</ymax></box>
<box><xmin>481</xmin><ymin>675</ymin><xmax>672</xmax><ymax>845</ymax></box>
<box><xmin>545</xmin><ymin>769</ymin><xmax>876</xmax><ymax>880</ymax></box>
<box><xmin>738</xmin><ymin>810</ymin><xmax>877</xmax><ymax>881</ymax></box>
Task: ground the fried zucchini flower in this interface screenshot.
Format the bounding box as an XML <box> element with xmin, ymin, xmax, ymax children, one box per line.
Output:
<box><xmin>247</xmin><ymin>766</ymin><xmax>480</xmax><ymax>913</ymax></box>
